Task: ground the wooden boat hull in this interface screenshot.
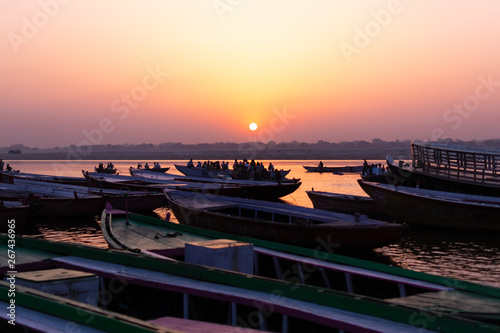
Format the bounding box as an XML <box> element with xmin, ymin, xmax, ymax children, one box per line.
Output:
<box><xmin>358</xmin><ymin>180</ymin><xmax>500</xmax><ymax>230</ymax></box>
<box><xmin>0</xmin><ymin>204</ymin><xmax>31</xmax><ymax>230</ymax></box>
<box><xmin>306</xmin><ymin>190</ymin><xmax>393</xmax><ymax>221</ymax></box>
<box><xmin>166</xmin><ymin>191</ymin><xmax>403</xmax><ymax>250</ymax></box>
<box><xmin>3</xmin><ymin>234</ymin><xmax>481</xmax><ymax>333</ymax></box>
<box><xmin>103</xmin><ymin>193</ymin><xmax>167</xmax><ymax>212</ymax></box>
<box><xmin>129</xmin><ymin>167</ymin><xmax>170</xmax><ymax>173</ymax></box>
<box><xmin>387</xmin><ymin>159</ymin><xmax>500</xmax><ymax>196</ymax></box>
<box><xmin>303</xmin><ymin>165</ymin><xmax>363</xmax><ymax>173</ymax></box>
<box><xmin>29</xmin><ymin>196</ymin><xmax>105</xmax><ymax>217</ymax></box>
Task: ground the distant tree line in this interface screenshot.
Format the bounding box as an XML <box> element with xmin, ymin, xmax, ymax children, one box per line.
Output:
<box><xmin>1</xmin><ymin>138</ymin><xmax>500</xmax><ymax>155</ymax></box>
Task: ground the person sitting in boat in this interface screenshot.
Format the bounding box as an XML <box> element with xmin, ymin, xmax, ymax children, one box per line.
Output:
<box><xmin>318</xmin><ymin>161</ymin><xmax>324</xmax><ymax>168</ymax></box>
<box><xmin>187</xmin><ymin>159</ymin><xmax>194</xmax><ymax>168</ymax></box>
<box><xmin>137</xmin><ymin>162</ymin><xmax>142</xmax><ymax>169</ymax></box>
<box><xmin>268</xmin><ymin>162</ymin><xmax>274</xmax><ymax>172</ymax></box>
<box><xmin>144</xmin><ymin>163</ymin><xmax>150</xmax><ymax>170</ymax></box>
<box><xmin>107</xmin><ymin>162</ymin><xmax>114</xmax><ymax>170</ymax></box>
<box><xmin>6</xmin><ymin>164</ymin><xmax>12</xmax><ymax>171</ymax></box>
<box><xmin>196</xmin><ymin>161</ymin><xmax>201</xmax><ymax>167</ymax></box>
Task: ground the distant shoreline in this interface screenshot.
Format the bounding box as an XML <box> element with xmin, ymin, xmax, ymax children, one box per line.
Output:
<box><xmin>0</xmin><ymin>147</ymin><xmax>411</xmax><ymax>161</ymax></box>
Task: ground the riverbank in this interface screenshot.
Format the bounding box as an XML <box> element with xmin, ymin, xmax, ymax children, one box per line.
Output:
<box><xmin>0</xmin><ymin>147</ymin><xmax>411</xmax><ymax>161</ymax></box>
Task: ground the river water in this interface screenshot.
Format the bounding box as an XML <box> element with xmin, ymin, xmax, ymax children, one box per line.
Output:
<box><xmin>7</xmin><ymin>159</ymin><xmax>500</xmax><ymax>288</ymax></box>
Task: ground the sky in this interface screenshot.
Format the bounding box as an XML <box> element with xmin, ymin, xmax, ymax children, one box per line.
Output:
<box><xmin>1</xmin><ymin>1</ymin><xmax>500</xmax><ymax>148</ymax></box>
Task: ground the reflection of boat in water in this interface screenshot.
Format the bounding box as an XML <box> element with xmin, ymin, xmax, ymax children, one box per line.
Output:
<box><xmin>303</xmin><ymin>165</ymin><xmax>363</xmax><ymax>173</ymax></box>
<box><xmin>358</xmin><ymin>179</ymin><xmax>500</xmax><ymax>230</ymax></box>
<box><xmin>165</xmin><ymin>190</ymin><xmax>404</xmax><ymax>250</ymax></box>
<box><xmin>387</xmin><ymin>142</ymin><xmax>500</xmax><ymax>196</ymax></box>
<box><xmin>306</xmin><ymin>190</ymin><xmax>393</xmax><ymax>221</ymax></box>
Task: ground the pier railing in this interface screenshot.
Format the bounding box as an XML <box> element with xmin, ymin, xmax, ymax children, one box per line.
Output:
<box><xmin>411</xmin><ymin>143</ymin><xmax>500</xmax><ymax>183</ymax></box>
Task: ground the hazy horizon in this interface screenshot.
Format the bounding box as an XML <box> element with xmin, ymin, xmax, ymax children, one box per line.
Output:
<box><xmin>2</xmin><ymin>1</ymin><xmax>500</xmax><ymax>149</ymax></box>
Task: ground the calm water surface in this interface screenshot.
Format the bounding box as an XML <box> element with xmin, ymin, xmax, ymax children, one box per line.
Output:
<box><xmin>8</xmin><ymin>159</ymin><xmax>500</xmax><ymax>287</ymax></box>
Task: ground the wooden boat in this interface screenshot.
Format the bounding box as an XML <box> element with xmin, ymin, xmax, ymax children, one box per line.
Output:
<box><xmin>387</xmin><ymin>142</ymin><xmax>500</xmax><ymax>196</ymax></box>
<box><xmin>303</xmin><ymin>165</ymin><xmax>364</xmax><ymax>173</ymax></box>
<box><xmin>358</xmin><ymin>179</ymin><xmax>500</xmax><ymax>230</ymax></box>
<box><xmin>98</xmin><ymin>207</ymin><xmax>500</xmax><ymax>331</ymax></box>
<box><xmin>95</xmin><ymin>162</ymin><xmax>117</xmax><ymax>174</ymax></box>
<box><xmin>0</xmin><ymin>181</ymin><xmax>105</xmax><ymax>218</ymax></box>
<box><xmin>306</xmin><ymin>190</ymin><xmax>393</xmax><ymax>221</ymax></box>
<box><xmin>130</xmin><ymin>169</ymin><xmax>302</xmax><ymax>200</ymax></box>
<box><xmin>1</xmin><ymin>170</ymin><xmax>88</xmax><ymax>186</ymax></box>
<box><xmin>165</xmin><ymin>190</ymin><xmax>404</xmax><ymax>250</ymax></box>
<box><xmin>360</xmin><ymin>171</ymin><xmax>394</xmax><ymax>184</ymax></box>
<box><xmin>175</xmin><ymin>164</ymin><xmax>291</xmax><ymax>180</ymax></box>
<box><xmin>0</xmin><ymin>176</ymin><xmax>166</xmax><ymax>216</ymax></box>
<box><xmin>2</xmin><ymin>234</ymin><xmax>484</xmax><ymax>333</ymax></box>
<box><xmin>0</xmin><ymin>200</ymin><xmax>31</xmax><ymax>230</ymax></box>
<box><xmin>130</xmin><ymin>167</ymin><xmax>170</xmax><ymax>173</ymax></box>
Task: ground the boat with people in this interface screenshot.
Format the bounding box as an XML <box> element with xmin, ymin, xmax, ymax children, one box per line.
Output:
<box><xmin>164</xmin><ymin>190</ymin><xmax>404</xmax><ymax>250</ymax></box>
<box><xmin>175</xmin><ymin>163</ymin><xmax>291</xmax><ymax>180</ymax></box>
<box><xmin>358</xmin><ymin>179</ymin><xmax>500</xmax><ymax>230</ymax></box>
<box><xmin>3</xmin><ymin>233</ymin><xmax>488</xmax><ymax>333</ymax></box>
<box><xmin>306</xmin><ymin>190</ymin><xmax>393</xmax><ymax>221</ymax></box>
<box><xmin>95</xmin><ymin>162</ymin><xmax>117</xmax><ymax>174</ymax></box>
<box><xmin>303</xmin><ymin>164</ymin><xmax>363</xmax><ymax>173</ymax></box>
<box><xmin>386</xmin><ymin>141</ymin><xmax>500</xmax><ymax>196</ymax></box>
<box><xmin>132</xmin><ymin>162</ymin><xmax>170</xmax><ymax>173</ymax></box>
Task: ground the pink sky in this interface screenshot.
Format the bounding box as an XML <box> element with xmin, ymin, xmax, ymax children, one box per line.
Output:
<box><xmin>1</xmin><ymin>1</ymin><xmax>500</xmax><ymax>148</ymax></box>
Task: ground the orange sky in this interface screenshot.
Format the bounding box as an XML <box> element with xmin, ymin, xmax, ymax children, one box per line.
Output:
<box><xmin>1</xmin><ymin>1</ymin><xmax>500</xmax><ymax>148</ymax></box>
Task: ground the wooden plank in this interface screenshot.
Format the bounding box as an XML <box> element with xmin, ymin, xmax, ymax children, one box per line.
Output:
<box><xmin>255</xmin><ymin>247</ymin><xmax>451</xmax><ymax>292</ymax></box>
<box><xmin>388</xmin><ymin>291</ymin><xmax>500</xmax><ymax>315</ymax></box>
<box><xmin>149</xmin><ymin>316</ymin><xmax>263</xmax><ymax>332</ymax></box>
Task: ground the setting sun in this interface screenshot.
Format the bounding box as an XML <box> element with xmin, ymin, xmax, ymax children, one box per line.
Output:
<box><xmin>249</xmin><ymin>123</ymin><xmax>258</xmax><ymax>131</ymax></box>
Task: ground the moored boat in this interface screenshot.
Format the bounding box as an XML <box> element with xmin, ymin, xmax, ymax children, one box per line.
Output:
<box><xmin>306</xmin><ymin>190</ymin><xmax>393</xmax><ymax>221</ymax></box>
<box><xmin>0</xmin><ymin>176</ymin><xmax>166</xmax><ymax>217</ymax></box>
<box><xmin>2</xmin><ymin>234</ymin><xmax>481</xmax><ymax>333</ymax></box>
<box><xmin>98</xmin><ymin>207</ymin><xmax>500</xmax><ymax>331</ymax></box>
<box><xmin>165</xmin><ymin>190</ymin><xmax>404</xmax><ymax>250</ymax></box>
<box><xmin>130</xmin><ymin>169</ymin><xmax>302</xmax><ymax>200</ymax></box>
<box><xmin>0</xmin><ymin>200</ymin><xmax>31</xmax><ymax>230</ymax></box>
<box><xmin>358</xmin><ymin>179</ymin><xmax>500</xmax><ymax>230</ymax></box>
<box><xmin>387</xmin><ymin>142</ymin><xmax>500</xmax><ymax>196</ymax></box>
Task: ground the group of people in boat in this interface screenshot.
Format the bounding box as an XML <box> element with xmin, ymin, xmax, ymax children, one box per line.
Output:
<box><xmin>0</xmin><ymin>159</ymin><xmax>13</xmax><ymax>171</ymax></box>
<box><xmin>362</xmin><ymin>160</ymin><xmax>388</xmax><ymax>176</ymax></box>
<box><xmin>186</xmin><ymin>159</ymin><xmax>282</xmax><ymax>180</ymax></box>
<box><xmin>136</xmin><ymin>162</ymin><xmax>163</xmax><ymax>170</ymax></box>
<box><xmin>97</xmin><ymin>162</ymin><xmax>115</xmax><ymax>171</ymax></box>
<box><xmin>187</xmin><ymin>159</ymin><xmax>228</xmax><ymax>170</ymax></box>
<box><xmin>231</xmin><ymin>159</ymin><xmax>282</xmax><ymax>180</ymax></box>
